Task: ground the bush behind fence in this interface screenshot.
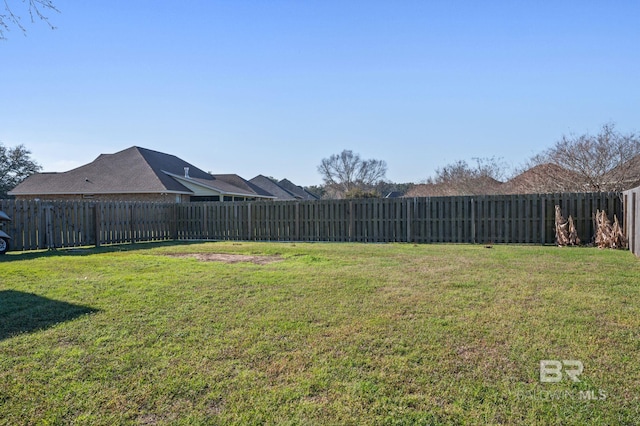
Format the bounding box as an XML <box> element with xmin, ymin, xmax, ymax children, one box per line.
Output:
<box><xmin>0</xmin><ymin>193</ymin><xmax>624</xmax><ymax>252</ymax></box>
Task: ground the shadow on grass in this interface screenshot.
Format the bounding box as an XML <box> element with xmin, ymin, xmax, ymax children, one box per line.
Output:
<box><xmin>0</xmin><ymin>240</ymin><xmax>207</xmax><ymax>262</ymax></box>
<box><xmin>0</xmin><ymin>290</ymin><xmax>99</xmax><ymax>340</ymax></box>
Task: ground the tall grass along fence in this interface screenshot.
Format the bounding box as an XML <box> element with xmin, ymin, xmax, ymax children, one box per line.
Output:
<box><xmin>0</xmin><ymin>193</ymin><xmax>623</xmax><ymax>252</ymax></box>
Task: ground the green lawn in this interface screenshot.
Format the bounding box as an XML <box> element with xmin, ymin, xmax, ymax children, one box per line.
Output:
<box><xmin>1</xmin><ymin>242</ymin><xmax>639</xmax><ymax>425</ymax></box>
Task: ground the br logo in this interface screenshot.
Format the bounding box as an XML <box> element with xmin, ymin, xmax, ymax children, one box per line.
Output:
<box><xmin>540</xmin><ymin>360</ymin><xmax>583</xmax><ymax>383</ymax></box>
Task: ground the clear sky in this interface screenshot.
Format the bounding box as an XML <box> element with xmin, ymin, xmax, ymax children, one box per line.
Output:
<box><xmin>1</xmin><ymin>1</ymin><xmax>639</xmax><ymax>186</ymax></box>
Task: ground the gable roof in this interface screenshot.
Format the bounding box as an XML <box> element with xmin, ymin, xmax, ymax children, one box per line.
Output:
<box><xmin>278</xmin><ymin>179</ymin><xmax>320</xmax><ymax>200</ymax></box>
<box><xmin>207</xmin><ymin>174</ymin><xmax>274</xmax><ymax>198</ymax></box>
<box><xmin>602</xmin><ymin>154</ymin><xmax>640</xmax><ymax>191</ymax></box>
<box><xmin>9</xmin><ymin>146</ymin><xmax>274</xmax><ymax>199</ymax></box>
<box><xmin>501</xmin><ymin>163</ymin><xmax>585</xmax><ymax>194</ymax></box>
<box><xmin>249</xmin><ymin>175</ymin><xmax>299</xmax><ymax>200</ymax></box>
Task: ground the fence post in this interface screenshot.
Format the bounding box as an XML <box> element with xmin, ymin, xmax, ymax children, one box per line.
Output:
<box><xmin>94</xmin><ymin>203</ymin><xmax>101</xmax><ymax>248</ymax></box>
<box><xmin>470</xmin><ymin>197</ymin><xmax>476</xmax><ymax>244</ymax></box>
<box><xmin>130</xmin><ymin>203</ymin><xmax>136</xmax><ymax>244</ymax></box>
<box><xmin>44</xmin><ymin>204</ymin><xmax>54</xmax><ymax>250</ymax></box>
<box><xmin>295</xmin><ymin>202</ymin><xmax>300</xmax><ymax>242</ymax></box>
<box><xmin>349</xmin><ymin>200</ymin><xmax>354</xmax><ymax>242</ymax></box>
<box><xmin>631</xmin><ymin>192</ymin><xmax>637</xmax><ymax>255</ymax></box>
<box><xmin>540</xmin><ymin>197</ymin><xmax>546</xmax><ymax>244</ymax></box>
<box><xmin>171</xmin><ymin>203</ymin><xmax>178</xmax><ymax>241</ymax></box>
<box><xmin>247</xmin><ymin>203</ymin><xmax>253</xmax><ymax>241</ymax></box>
<box><xmin>405</xmin><ymin>199</ymin><xmax>411</xmax><ymax>243</ymax></box>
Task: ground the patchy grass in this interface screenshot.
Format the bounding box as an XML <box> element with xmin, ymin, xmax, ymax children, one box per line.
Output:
<box><xmin>1</xmin><ymin>242</ymin><xmax>639</xmax><ymax>425</ymax></box>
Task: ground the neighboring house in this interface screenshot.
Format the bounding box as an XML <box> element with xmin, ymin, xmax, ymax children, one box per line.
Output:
<box><xmin>603</xmin><ymin>154</ymin><xmax>640</xmax><ymax>191</ymax></box>
<box><xmin>385</xmin><ymin>191</ymin><xmax>404</xmax><ymax>198</ymax></box>
<box><xmin>277</xmin><ymin>179</ymin><xmax>320</xmax><ymax>200</ymax></box>
<box><xmin>406</xmin><ymin>163</ymin><xmax>604</xmax><ymax>197</ymax></box>
<box><xmin>249</xmin><ymin>175</ymin><xmax>299</xmax><ymax>200</ymax></box>
<box><xmin>9</xmin><ymin>146</ymin><xmax>276</xmax><ymax>202</ymax></box>
<box><xmin>500</xmin><ymin>163</ymin><xmax>585</xmax><ymax>194</ymax></box>
<box><xmin>249</xmin><ymin>175</ymin><xmax>320</xmax><ymax>201</ymax></box>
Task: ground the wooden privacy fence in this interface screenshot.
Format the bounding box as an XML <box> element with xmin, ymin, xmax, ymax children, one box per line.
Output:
<box><xmin>0</xmin><ymin>200</ymin><xmax>174</xmax><ymax>251</ymax></box>
<box><xmin>0</xmin><ymin>193</ymin><xmax>623</xmax><ymax>251</ymax></box>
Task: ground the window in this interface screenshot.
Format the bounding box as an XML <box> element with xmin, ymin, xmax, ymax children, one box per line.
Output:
<box><xmin>190</xmin><ymin>196</ymin><xmax>221</xmax><ymax>202</ymax></box>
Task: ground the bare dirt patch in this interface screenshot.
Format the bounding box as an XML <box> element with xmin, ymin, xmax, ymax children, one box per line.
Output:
<box><xmin>166</xmin><ymin>253</ymin><xmax>282</xmax><ymax>265</ymax></box>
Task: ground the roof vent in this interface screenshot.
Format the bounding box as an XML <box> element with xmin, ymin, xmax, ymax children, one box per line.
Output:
<box><xmin>184</xmin><ymin>167</ymin><xmax>190</xmax><ymax>178</ymax></box>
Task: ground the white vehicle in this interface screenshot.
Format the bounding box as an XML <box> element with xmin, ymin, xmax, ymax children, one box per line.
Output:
<box><xmin>0</xmin><ymin>210</ymin><xmax>11</xmax><ymax>255</ymax></box>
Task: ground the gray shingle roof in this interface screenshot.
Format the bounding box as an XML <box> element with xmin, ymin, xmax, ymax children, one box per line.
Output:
<box><xmin>249</xmin><ymin>175</ymin><xmax>298</xmax><ymax>200</ymax></box>
<box><xmin>10</xmin><ymin>146</ymin><xmax>273</xmax><ymax>199</ymax></box>
<box><xmin>278</xmin><ymin>179</ymin><xmax>320</xmax><ymax>200</ymax></box>
<box><xmin>10</xmin><ymin>147</ymin><xmax>191</xmax><ymax>195</ymax></box>
<box><xmin>207</xmin><ymin>174</ymin><xmax>275</xmax><ymax>198</ymax></box>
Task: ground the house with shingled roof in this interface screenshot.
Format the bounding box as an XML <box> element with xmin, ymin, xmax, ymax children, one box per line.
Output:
<box><xmin>9</xmin><ymin>146</ymin><xmax>276</xmax><ymax>203</ymax></box>
<box><xmin>277</xmin><ymin>178</ymin><xmax>320</xmax><ymax>200</ymax></box>
<box><xmin>249</xmin><ymin>175</ymin><xmax>299</xmax><ymax>200</ymax></box>
<box><xmin>249</xmin><ymin>175</ymin><xmax>320</xmax><ymax>201</ymax></box>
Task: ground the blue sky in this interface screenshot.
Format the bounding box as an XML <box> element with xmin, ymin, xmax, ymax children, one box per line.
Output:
<box><xmin>1</xmin><ymin>1</ymin><xmax>639</xmax><ymax>186</ymax></box>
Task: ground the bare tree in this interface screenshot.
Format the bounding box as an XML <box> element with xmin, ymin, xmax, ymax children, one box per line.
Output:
<box><xmin>317</xmin><ymin>150</ymin><xmax>387</xmax><ymax>198</ymax></box>
<box><xmin>0</xmin><ymin>142</ymin><xmax>41</xmax><ymax>197</ymax></box>
<box><xmin>1</xmin><ymin>0</ymin><xmax>58</xmax><ymax>39</ymax></box>
<box><xmin>529</xmin><ymin>123</ymin><xmax>640</xmax><ymax>192</ymax></box>
<box><xmin>407</xmin><ymin>157</ymin><xmax>507</xmax><ymax>196</ymax></box>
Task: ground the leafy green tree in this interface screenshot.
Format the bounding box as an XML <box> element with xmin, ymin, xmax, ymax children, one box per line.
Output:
<box><xmin>0</xmin><ymin>142</ymin><xmax>41</xmax><ymax>197</ymax></box>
